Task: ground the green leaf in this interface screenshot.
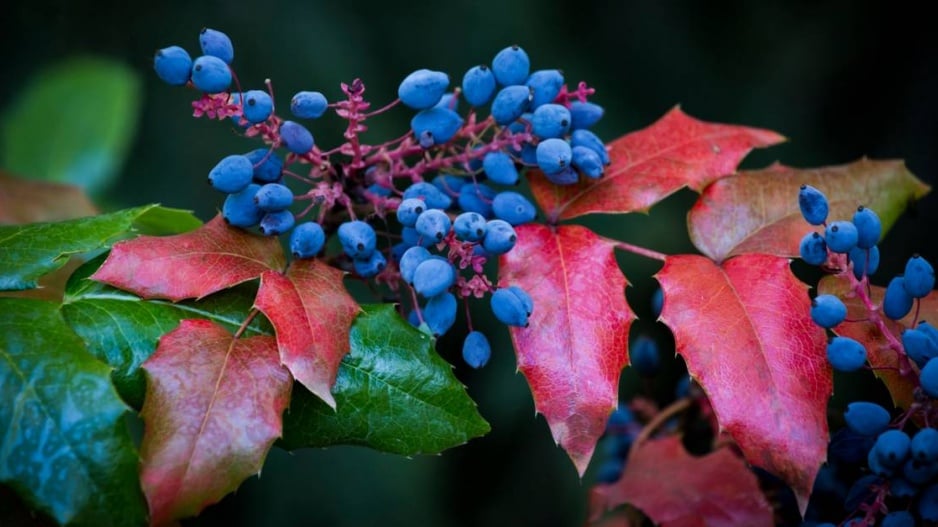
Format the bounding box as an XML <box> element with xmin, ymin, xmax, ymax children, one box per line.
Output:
<box><xmin>280</xmin><ymin>304</ymin><xmax>490</xmax><ymax>455</ymax></box>
<box><xmin>0</xmin><ymin>204</ymin><xmax>157</xmax><ymax>291</ymax></box>
<box><xmin>0</xmin><ymin>299</ymin><xmax>146</xmax><ymax>526</ymax></box>
<box><xmin>132</xmin><ymin>206</ymin><xmax>202</xmax><ymax>236</ymax></box>
<box><xmin>61</xmin><ymin>255</ymin><xmax>270</xmax><ymax>409</ymax></box>
<box><xmin>1</xmin><ymin>57</ymin><xmax>140</xmax><ymax>194</ymax></box>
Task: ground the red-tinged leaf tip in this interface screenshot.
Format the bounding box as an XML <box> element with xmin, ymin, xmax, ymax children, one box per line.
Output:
<box><xmin>91</xmin><ymin>215</ymin><xmax>285</xmax><ymax>301</ymax></box>
<box><xmin>139</xmin><ymin>319</ymin><xmax>291</xmax><ymax>525</ymax></box>
<box><xmin>499</xmin><ymin>224</ymin><xmax>634</xmax><ymax>476</ymax></box>
<box><xmin>529</xmin><ymin>107</ymin><xmax>784</xmax><ymax>221</ymax></box>
<box><xmin>656</xmin><ymin>254</ymin><xmax>830</xmax><ymax>515</ymax></box>
<box><xmin>589</xmin><ymin>436</ymin><xmax>774</xmax><ymax>526</ymax></box>
<box><xmin>254</xmin><ymin>260</ymin><xmax>361</xmax><ymax>410</ymax></box>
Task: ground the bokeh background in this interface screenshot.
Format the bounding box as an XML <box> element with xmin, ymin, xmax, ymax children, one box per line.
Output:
<box><xmin>3</xmin><ymin>1</ymin><xmax>938</xmax><ymax>526</ymax></box>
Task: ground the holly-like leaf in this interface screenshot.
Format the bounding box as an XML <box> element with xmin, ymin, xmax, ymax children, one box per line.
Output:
<box><xmin>0</xmin><ymin>299</ymin><xmax>146</xmax><ymax>527</ymax></box>
<box><xmin>688</xmin><ymin>160</ymin><xmax>930</xmax><ymax>262</ymax></box>
<box><xmin>255</xmin><ymin>260</ymin><xmax>360</xmax><ymax>409</ymax></box>
<box><xmin>0</xmin><ymin>204</ymin><xmax>157</xmax><ymax>291</ymax></box>
<box><xmin>656</xmin><ymin>254</ymin><xmax>830</xmax><ymax>514</ymax></box>
<box><xmin>817</xmin><ymin>275</ymin><xmax>922</xmax><ymax>409</ymax></box>
<box><xmin>589</xmin><ymin>436</ymin><xmax>773</xmax><ymax>526</ymax></box>
<box><xmin>139</xmin><ymin>319</ymin><xmax>291</xmax><ymax>526</ymax></box>
<box><xmin>61</xmin><ymin>255</ymin><xmax>270</xmax><ymax>409</ymax></box>
<box><xmin>0</xmin><ymin>170</ymin><xmax>98</xmax><ymax>225</ymax></box>
<box><xmin>498</xmin><ymin>224</ymin><xmax>634</xmax><ymax>475</ymax></box>
<box><xmin>528</xmin><ymin>107</ymin><xmax>784</xmax><ymax>221</ymax></box>
<box><xmin>280</xmin><ymin>304</ymin><xmax>489</xmax><ymax>455</ymax></box>
<box><xmin>92</xmin><ymin>215</ymin><xmax>285</xmax><ymax>301</ymax></box>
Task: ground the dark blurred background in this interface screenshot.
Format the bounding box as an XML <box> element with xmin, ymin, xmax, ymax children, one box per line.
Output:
<box><xmin>3</xmin><ymin>1</ymin><xmax>938</xmax><ymax>526</ymax></box>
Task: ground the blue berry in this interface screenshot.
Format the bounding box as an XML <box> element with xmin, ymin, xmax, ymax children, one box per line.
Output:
<box><xmin>651</xmin><ymin>287</ymin><xmax>664</xmax><ymax>318</ymax></box>
<box><xmin>453</xmin><ymin>212</ymin><xmax>487</xmax><ymax>242</ymax></box>
<box><xmin>337</xmin><ymin>220</ymin><xmax>377</xmax><ymax>259</ymax></box>
<box><xmin>434</xmin><ymin>92</ymin><xmax>459</xmax><ymax>112</ymax></box>
<box><xmin>458</xmin><ymin>183</ymin><xmax>496</xmax><ymax>217</ymax></box>
<box><xmin>607</xmin><ymin>406</ymin><xmax>634</xmax><ymax>431</ymax></box>
<box><xmin>544</xmin><ymin>166</ymin><xmax>579</xmax><ymax>185</ymax></box>
<box><xmin>827</xmin><ymin>336</ymin><xmax>867</xmax><ymax>371</ymax></box>
<box><xmin>825</xmin><ymin>221</ymin><xmax>859</xmax><ymax>253</ymax></box>
<box><xmin>432</xmin><ymin>175</ymin><xmax>466</xmax><ymax>196</ymax></box>
<box><xmin>852</xmin><ymin>206</ymin><xmax>881</xmax><ymax>249</ymax></box>
<box><xmin>461</xmin><ymin>65</ymin><xmax>497</xmax><ymax>106</ymax></box>
<box><xmin>208</xmin><ymin>155</ymin><xmax>253</xmax><ymax>193</ymax></box>
<box><xmin>482</xmin><ymin>151</ymin><xmax>520</xmax><ymax>185</ymax></box>
<box><xmin>353</xmin><ymin>250</ymin><xmax>387</xmax><ymax>278</ymax></box>
<box><xmin>491</xmin><ymin>287</ymin><xmax>530</xmax><ymax>327</ymax></box>
<box><xmin>920</xmin><ymin>483</ymin><xmax>938</xmax><ymax>521</ymax></box>
<box><xmin>571</xmin><ymin>129</ymin><xmax>610</xmax><ymax>165</ymax></box>
<box><xmin>904</xmin><ymin>457</ymin><xmax>938</xmax><ymax>485</ymax></box>
<box><xmin>867</xmin><ymin>446</ymin><xmax>895</xmax><ymax>477</ymax></box>
<box><xmin>396</xmin><ymin>198</ymin><xmax>427</xmax><ymax>227</ymax></box>
<box><xmin>595</xmin><ymin>459</ymin><xmax>624</xmax><ymax>484</ymax></box>
<box><xmin>153</xmin><ymin>46</ymin><xmax>192</xmax><ymax>86</ymax></box>
<box><xmin>798</xmin><ymin>185</ymin><xmax>829</xmax><ymax>226</ymax></box>
<box><xmin>482</xmin><ymin>219</ymin><xmax>517</xmax><ymax>255</ymax></box>
<box><xmin>848</xmin><ymin>245</ymin><xmax>880</xmax><ymax>279</ymax></box>
<box><xmin>518</xmin><ymin>142</ymin><xmax>538</xmax><ymax>166</ymax></box>
<box><xmin>903</xmin><ymin>255</ymin><xmax>935</xmax><ymax>298</ymax></box>
<box><xmin>525</xmin><ymin>69</ymin><xmax>564</xmax><ymax>108</ymax></box>
<box><xmin>629</xmin><ymin>335</ymin><xmax>660</xmax><ymax>376</ymax></box>
<box><xmin>411</xmin><ymin>107</ymin><xmax>463</xmax><ymax>146</ymax></box>
<box><xmin>401</xmin><ymin>226</ymin><xmax>434</xmax><ymax>248</ymax></box>
<box><xmin>399</xmin><ymin>246</ymin><xmax>432</xmax><ymax>284</ymax></box>
<box><xmin>242</xmin><ymin>90</ymin><xmax>273</xmax><ymax>124</ymax></box>
<box><xmin>491</xmin><ymin>85</ymin><xmax>532</xmax><ymax>125</ymax></box>
<box><xmin>571</xmin><ymin>146</ymin><xmax>604</xmax><ymax>178</ymax></box>
<box><xmin>810</xmin><ymin>294</ymin><xmax>847</xmax><ymax>329</ymax></box>
<box><xmin>199</xmin><ymin>28</ymin><xmax>234</xmax><ymax>64</ymax></box>
<box><xmin>398</xmin><ymin>69</ymin><xmax>450</xmax><ymax>110</ymax></box>
<box><xmin>882</xmin><ymin>511</ymin><xmax>915</xmax><ymax>527</ymax></box>
<box><xmin>290</xmin><ymin>222</ymin><xmax>326</xmax><ymax>258</ymax></box>
<box><xmin>491</xmin><ymin>45</ymin><xmax>530</xmax><ymax>86</ymax></box>
<box><xmin>290</xmin><ymin>91</ymin><xmax>329</xmax><ymax>119</ymax></box>
<box><xmin>414</xmin><ymin>209</ymin><xmax>451</xmax><ymax>242</ymax></box>
<box><xmin>799</xmin><ymin>232</ymin><xmax>828</xmax><ymax>266</ymax></box>
<box><xmin>244</xmin><ymin>149</ymin><xmax>283</xmax><ymax>183</ymax></box>
<box><xmin>883</xmin><ymin>276</ymin><xmax>915</xmax><ymax>320</ymax></box>
<box><xmin>191</xmin><ymin>55</ymin><xmax>231</xmax><ymax>93</ymax></box>
<box><xmin>530</xmin><ymin>103</ymin><xmax>571</xmax><ymax>139</ymax></box>
<box><xmin>873</xmin><ymin>429</ymin><xmax>911</xmax><ymax>467</ymax></box>
<box><xmin>259</xmin><ymin>210</ymin><xmax>295</xmax><ymax>236</ymax></box>
<box><xmin>536</xmin><ymin>138</ymin><xmax>572</xmax><ymax>174</ymax></box>
<box><xmin>253</xmin><ymin>183</ymin><xmax>293</xmax><ymax>212</ymax></box>
<box><xmin>912</xmin><ymin>428</ymin><xmax>938</xmax><ymax>461</ymax></box>
<box><xmin>507</xmin><ymin>286</ymin><xmax>533</xmax><ymax>315</ymax></box>
<box><xmin>902</xmin><ymin>327</ymin><xmax>938</xmax><ymax>368</ymax></box>
<box><xmin>423</xmin><ymin>292</ymin><xmax>457</xmax><ymax>336</ymax></box>
<box><xmin>922</xmin><ymin>358</ymin><xmax>938</xmax><ymax>398</ymax></box>
<box><xmin>844</xmin><ymin>474</ymin><xmax>880</xmax><ymax>511</ymax></box>
<box><xmin>412</xmin><ymin>258</ymin><xmax>456</xmax><ymax>297</ymax></box>
<box><xmin>843</xmin><ymin>402</ymin><xmax>890</xmax><ymax>436</ymax></box>
<box><xmin>462</xmin><ymin>331</ymin><xmax>492</xmax><ymax>368</ymax></box>
<box><xmin>569</xmin><ymin>101</ymin><xmax>604</xmax><ymax>129</ymax></box>
<box><xmin>403</xmin><ymin>182</ymin><xmax>452</xmax><ymax>210</ymax></box>
<box><xmin>492</xmin><ymin>191</ymin><xmax>536</xmax><ymax>225</ymax></box>
<box><xmin>279</xmin><ymin>121</ymin><xmax>315</xmax><ymax>154</ymax></box>
<box><xmin>222</xmin><ymin>184</ymin><xmax>263</xmax><ymax>228</ymax></box>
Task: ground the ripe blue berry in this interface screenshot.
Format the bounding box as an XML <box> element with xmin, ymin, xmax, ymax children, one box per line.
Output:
<box><xmin>191</xmin><ymin>55</ymin><xmax>232</xmax><ymax>93</ymax></box>
<box><xmin>458</xmin><ymin>183</ymin><xmax>496</xmax><ymax>217</ymax></box>
<box><xmin>482</xmin><ymin>219</ymin><xmax>517</xmax><ymax>255</ymax></box>
<box><xmin>353</xmin><ymin>250</ymin><xmax>387</xmax><ymax>278</ymax></box>
<box><xmin>571</xmin><ymin>129</ymin><xmax>610</xmax><ymax>165</ymax></box>
<box><xmin>525</xmin><ymin>69</ymin><xmax>564</xmax><ymax>108</ymax></box>
<box><xmin>254</xmin><ymin>183</ymin><xmax>293</xmax><ymax>211</ymax></box>
<box><xmin>883</xmin><ymin>276</ymin><xmax>914</xmax><ymax>320</ymax></box>
<box><xmin>338</xmin><ymin>220</ymin><xmax>377</xmax><ymax>259</ymax></box>
<box><xmin>290</xmin><ymin>91</ymin><xmax>329</xmax><ymax>119</ymax></box>
<box><xmin>290</xmin><ymin>222</ymin><xmax>326</xmax><ymax>259</ymax></box>
<box><xmin>462</xmin><ymin>331</ymin><xmax>492</xmax><ymax>369</ymax></box>
<box><xmin>629</xmin><ymin>335</ymin><xmax>660</xmax><ymax>376</ymax></box>
<box><xmin>402</xmin><ymin>227</ymin><xmax>434</xmax><ymax>248</ymax></box>
<box><xmin>544</xmin><ymin>166</ymin><xmax>579</xmax><ymax>185</ymax></box>
<box><xmin>153</xmin><ymin>46</ymin><xmax>192</xmax><ymax>86</ymax></box>
<box><xmin>798</xmin><ymin>185</ymin><xmax>829</xmax><ymax>226</ymax></box>
<box><xmin>453</xmin><ymin>212</ymin><xmax>487</xmax><ymax>242</ymax></box>
<box><xmin>827</xmin><ymin>336</ymin><xmax>867</xmax><ymax>371</ymax></box>
<box><xmin>259</xmin><ymin>210</ymin><xmax>295</xmax><ymax>236</ymax></box>
<box><xmin>569</xmin><ymin>101</ymin><xmax>604</xmax><ymax>129</ymax></box>
<box><xmin>530</xmin><ymin>103</ymin><xmax>571</xmax><ymax>139</ymax></box>
<box><xmin>920</xmin><ymin>483</ymin><xmax>938</xmax><ymax>521</ymax></box>
<box><xmin>903</xmin><ymin>255</ymin><xmax>935</xmax><ymax>298</ymax></box>
<box><xmin>492</xmin><ymin>191</ymin><xmax>536</xmax><ymax>225</ymax></box>
<box><xmin>222</xmin><ymin>184</ymin><xmax>263</xmax><ymax>228</ymax></box>
<box><xmin>824</xmin><ymin>221</ymin><xmax>859</xmax><ymax>253</ymax></box>
<box><xmin>491</xmin><ymin>45</ymin><xmax>530</xmax><ymax>86</ymax></box>
<box><xmin>482</xmin><ymin>151</ymin><xmax>520</xmax><ymax>185</ymax></box>
<box><xmin>848</xmin><ymin>245</ymin><xmax>879</xmax><ymax>279</ymax></box>
<box><xmin>398</xmin><ymin>69</ymin><xmax>450</xmax><ymax>110</ymax></box>
<box><xmin>843</xmin><ymin>402</ymin><xmax>891</xmax><ymax>436</ymax></box>
<box><xmin>199</xmin><ymin>28</ymin><xmax>234</xmax><ymax>64</ymax></box>
<box><xmin>399</xmin><ymin>246</ymin><xmax>432</xmax><ymax>285</ymax></box>
<box><xmin>462</xmin><ymin>65</ymin><xmax>497</xmax><ymax>106</ymax></box>
<box><xmin>490</xmin><ymin>287</ymin><xmax>530</xmax><ymax>327</ymax></box>
<box><xmin>434</xmin><ymin>92</ymin><xmax>459</xmax><ymax>111</ymax></box>
<box><xmin>432</xmin><ymin>175</ymin><xmax>465</xmax><ymax>197</ymax></box>
<box><xmin>280</xmin><ymin>121</ymin><xmax>315</xmax><ymax>154</ymax></box>
<box><xmin>507</xmin><ymin>286</ymin><xmax>533</xmax><ymax>315</ymax></box>
<box><xmin>403</xmin><ymin>182</ymin><xmax>452</xmax><ymax>210</ymax></box>
<box><xmin>882</xmin><ymin>511</ymin><xmax>915</xmax><ymax>527</ymax></box>
<box><xmin>536</xmin><ymin>138</ymin><xmax>572</xmax><ymax>174</ymax></box>
<box><xmin>208</xmin><ymin>155</ymin><xmax>254</xmax><ymax>193</ymax></box>
<box><xmin>571</xmin><ymin>146</ymin><xmax>604</xmax><ymax>178</ymax></box>
<box><xmin>396</xmin><ymin>198</ymin><xmax>427</xmax><ymax>227</ymax></box>
<box><xmin>414</xmin><ymin>209</ymin><xmax>452</xmax><ymax>242</ymax></box>
<box><xmin>852</xmin><ymin>206</ymin><xmax>881</xmax><ymax>249</ymax></box>
<box><xmin>651</xmin><ymin>287</ymin><xmax>664</xmax><ymax>318</ymax></box>
<box><xmin>412</xmin><ymin>258</ymin><xmax>456</xmax><ymax>297</ymax></box>
<box><xmin>911</xmin><ymin>428</ymin><xmax>938</xmax><ymax>461</ymax></box>
<box><xmin>423</xmin><ymin>292</ymin><xmax>457</xmax><ymax>336</ymax></box>
<box><xmin>410</xmin><ymin>107</ymin><xmax>463</xmax><ymax>146</ymax></box>
<box><xmin>902</xmin><ymin>327</ymin><xmax>938</xmax><ymax>368</ymax></box>
<box><xmin>810</xmin><ymin>294</ymin><xmax>847</xmax><ymax>329</ymax></box>
<box><xmin>491</xmin><ymin>85</ymin><xmax>532</xmax><ymax>125</ymax></box>
<box><xmin>799</xmin><ymin>232</ymin><xmax>828</xmax><ymax>266</ymax></box>
<box><xmin>242</xmin><ymin>90</ymin><xmax>273</xmax><ymax>124</ymax></box>
<box><xmin>873</xmin><ymin>429</ymin><xmax>911</xmax><ymax>467</ymax></box>
<box><xmin>922</xmin><ymin>358</ymin><xmax>938</xmax><ymax>398</ymax></box>
<box><xmin>244</xmin><ymin>149</ymin><xmax>283</xmax><ymax>183</ymax></box>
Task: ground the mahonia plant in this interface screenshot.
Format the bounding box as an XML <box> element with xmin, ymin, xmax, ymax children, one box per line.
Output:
<box><xmin>0</xmin><ymin>26</ymin><xmax>935</xmax><ymax>527</ymax></box>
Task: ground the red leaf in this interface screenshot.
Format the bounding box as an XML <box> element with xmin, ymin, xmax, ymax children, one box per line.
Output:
<box><xmin>140</xmin><ymin>320</ymin><xmax>291</xmax><ymax>526</ymax></box>
<box><xmin>92</xmin><ymin>215</ymin><xmax>285</xmax><ymax>301</ymax></box>
<box><xmin>528</xmin><ymin>107</ymin><xmax>784</xmax><ymax>221</ymax></box>
<box><xmin>589</xmin><ymin>436</ymin><xmax>773</xmax><ymax>527</ymax></box>
<box><xmin>254</xmin><ymin>260</ymin><xmax>361</xmax><ymax>409</ymax></box>
<box><xmin>656</xmin><ymin>254</ymin><xmax>830</xmax><ymax>514</ymax></box>
<box><xmin>499</xmin><ymin>224</ymin><xmax>634</xmax><ymax>475</ymax></box>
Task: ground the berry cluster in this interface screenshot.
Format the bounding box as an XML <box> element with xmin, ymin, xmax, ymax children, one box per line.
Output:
<box><xmin>797</xmin><ymin>185</ymin><xmax>938</xmax><ymax>525</ymax></box>
<box><xmin>153</xmin><ymin>28</ymin><xmax>610</xmax><ymax>367</ymax></box>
